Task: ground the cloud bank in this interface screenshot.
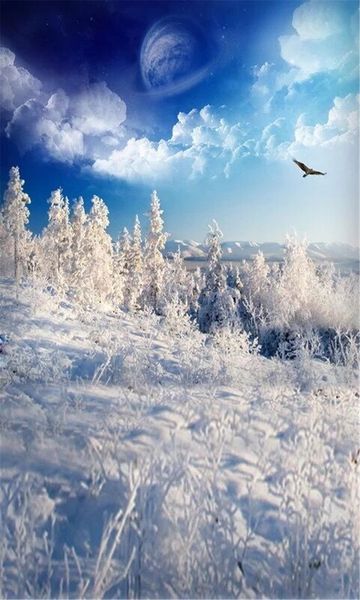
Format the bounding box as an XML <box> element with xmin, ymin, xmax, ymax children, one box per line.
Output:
<box><xmin>1</xmin><ymin>46</ymin><xmax>126</xmax><ymax>164</ymax></box>
<box><xmin>258</xmin><ymin>93</ymin><xmax>359</xmax><ymax>160</ymax></box>
<box><xmin>0</xmin><ymin>47</ymin><xmax>42</xmax><ymax>112</ymax></box>
<box><xmin>93</xmin><ymin>105</ymin><xmax>255</xmax><ymax>182</ymax></box>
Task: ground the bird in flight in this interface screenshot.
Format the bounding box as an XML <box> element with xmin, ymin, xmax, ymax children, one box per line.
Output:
<box><xmin>293</xmin><ymin>159</ymin><xmax>327</xmax><ymax>177</ymax></box>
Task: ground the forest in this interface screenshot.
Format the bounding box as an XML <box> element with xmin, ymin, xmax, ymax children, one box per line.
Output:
<box><xmin>1</xmin><ymin>167</ymin><xmax>359</xmax><ymax>365</ymax></box>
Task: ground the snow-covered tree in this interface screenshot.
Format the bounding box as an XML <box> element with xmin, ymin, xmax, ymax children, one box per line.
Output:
<box><xmin>84</xmin><ymin>195</ymin><xmax>113</xmax><ymax>304</ymax></box>
<box><xmin>276</xmin><ymin>236</ymin><xmax>318</xmax><ymax>328</ymax></box>
<box><xmin>142</xmin><ymin>191</ymin><xmax>169</xmax><ymax>313</ymax></box>
<box><xmin>0</xmin><ymin>209</ymin><xmax>13</xmax><ymax>276</ymax></box>
<box><xmin>226</xmin><ymin>265</ymin><xmax>243</xmax><ymax>293</ymax></box>
<box><xmin>1</xmin><ymin>166</ymin><xmax>31</xmax><ymax>284</ymax></box>
<box><xmin>41</xmin><ymin>188</ymin><xmax>72</xmax><ymax>289</ymax></box>
<box><xmin>188</xmin><ymin>266</ymin><xmax>204</xmax><ymax>319</ymax></box>
<box><xmin>69</xmin><ymin>196</ymin><xmax>87</xmax><ymax>281</ymax></box>
<box><xmin>113</xmin><ymin>227</ymin><xmax>132</xmax><ymax>307</ymax></box>
<box><xmin>124</xmin><ymin>215</ymin><xmax>143</xmax><ymax>311</ymax></box>
<box><xmin>197</xmin><ymin>221</ymin><xmax>240</xmax><ymax>333</ymax></box>
<box><xmin>242</xmin><ymin>251</ymin><xmax>269</xmax><ymax>301</ymax></box>
<box><xmin>163</xmin><ymin>247</ymin><xmax>189</xmax><ymax>308</ymax></box>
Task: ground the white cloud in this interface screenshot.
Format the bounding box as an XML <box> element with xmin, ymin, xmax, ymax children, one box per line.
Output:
<box><xmin>292</xmin><ymin>1</ymin><xmax>346</xmax><ymax>41</ymax></box>
<box><xmin>7</xmin><ymin>97</ymin><xmax>84</xmax><ymax>162</ymax></box>
<box><xmin>258</xmin><ymin>93</ymin><xmax>359</xmax><ymax>160</ymax></box>
<box><xmin>279</xmin><ymin>31</ymin><xmax>349</xmax><ymax>76</ymax></box>
<box><xmin>0</xmin><ymin>46</ymin><xmax>42</xmax><ymax>111</ymax></box>
<box><xmin>46</xmin><ymin>89</ymin><xmax>69</xmax><ymax>121</ymax></box>
<box><xmin>279</xmin><ymin>1</ymin><xmax>356</xmax><ymax>77</ymax></box>
<box><xmin>93</xmin><ymin>137</ymin><xmax>176</xmax><ymax>182</ymax></box>
<box><xmin>251</xmin><ymin>2</ymin><xmax>358</xmax><ymax>111</ymax></box>
<box><xmin>293</xmin><ymin>93</ymin><xmax>359</xmax><ymax>148</ymax></box>
<box><xmin>71</xmin><ymin>82</ymin><xmax>126</xmax><ymax>135</ymax></box>
<box><xmin>92</xmin><ymin>106</ymin><xmax>248</xmax><ymax>182</ymax></box>
<box><xmin>3</xmin><ymin>48</ymin><xmax>128</xmax><ymax>164</ymax></box>
<box><xmin>258</xmin><ymin>117</ymin><xmax>287</xmax><ymax>156</ymax></box>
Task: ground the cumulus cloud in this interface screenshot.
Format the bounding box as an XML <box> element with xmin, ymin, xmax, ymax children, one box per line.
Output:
<box><xmin>279</xmin><ymin>1</ymin><xmax>357</xmax><ymax>78</ymax></box>
<box><xmin>7</xmin><ymin>97</ymin><xmax>84</xmax><ymax>162</ymax></box>
<box><xmin>0</xmin><ymin>47</ymin><xmax>42</xmax><ymax>111</ymax></box>
<box><xmin>92</xmin><ymin>105</ymin><xmax>251</xmax><ymax>183</ymax></box>
<box><xmin>258</xmin><ymin>93</ymin><xmax>359</xmax><ymax>160</ymax></box>
<box><xmin>293</xmin><ymin>93</ymin><xmax>359</xmax><ymax>148</ymax></box>
<box><xmin>3</xmin><ymin>47</ymin><xmax>128</xmax><ymax>164</ymax></box>
<box><xmin>71</xmin><ymin>82</ymin><xmax>126</xmax><ymax>136</ymax></box>
<box><xmin>93</xmin><ymin>137</ymin><xmax>175</xmax><ymax>181</ymax></box>
<box><xmin>251</xmin><ymin>1</ymin><xmax>358</xmax><ymax>112</ymax></box>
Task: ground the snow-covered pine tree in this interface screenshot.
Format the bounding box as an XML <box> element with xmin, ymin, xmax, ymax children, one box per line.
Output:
<box><xmin>41</xmin><ymin>188</ymin><xmax>72</xmax><ymax>290</ymax></box>
<box><xmin>197</xmin><ymin>220</ymin><xmax>240</xmax><ymax>333</ymax></box>
<box><xmin>1</xmin><ymin>166</ymin><xmax>31</xmax><ymax>285</ymax></box>
<box><xmin>69</xmin><ymin>196</ymin><xmax>88</xmax><ymax>299</ymax></box>
<box><xmin>84</xmin><ymin>195</ymin><xmax>113</xmax><ymax>305</ymax></box>
<box><xmin>0</xmin><ymin>209</ymin><xmax>13</xmax><ymax>276</ymax></box>
<box><xmin>188</xmin><ymin>266</ymin><xmax>204</xmax><ymax>320</ymax></box>
<box><xmin>142</xmin><ymin>191</ymin><xmax>169</xmax><ymax>313</ymax></box>
<box><xmin>226</xmin><ymin>264</ymin><xmax>243</xmax><ymax>293</ymax></box>
<box><xmin>113</xmin><ymin>227</ymin><xmax>132</xmax><ymax>307</ymax></box>
<box><xmin>164</xmin><ymin>247</ymin><xmax>189</xmax><ymax>308</ymax></box>
<box><xmin>124</xmin><ymin>215</ymin><xmax>143</xmax><ymax>311</ymax></box>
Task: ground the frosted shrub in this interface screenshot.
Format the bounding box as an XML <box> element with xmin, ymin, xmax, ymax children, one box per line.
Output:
<box><xmin>268</xmin><ymin>418</ymin><xmax>360</xmax><ymax>598</ymax></box>
<box><xmin>330</xmin><ymin>328</ymin><xmax>360</xmax><ymax>369</ymax></box>
<box><xmin>240</xmin><ymin>238</ymin><xmax>360</xmax><ymax>361</ymax></box>
<box><xmin>7</xmin><ymin>346</ymin><xmax>71</xmax><ymax>383</ymax></box>
<box><xmin>175</xmin><ymin>327</ymin><xmax>211</xmax><ymax>388</ymax></box>
<box><xmin>89</xmin><ymin>327</ymin><xmax>123</xmax><ymax>384</ymax></box>
<box><xmin>207</xmin><ymin>326</ymin><xmax>259</xmax><ymax>385</ymax></box>
<box><xmin>0</xmin><ymin>475</ymin><xmax>56</xmax><ymax>599</ymax></box>
<box><xmin>0</xmin><ymin>469</ymin><xmax>141</xmax><ymax>599</ymax></box>
<box><xmin>161</xmin><ymin>292</ymin><xmax>195</xmax><ymax>338</ymax></box>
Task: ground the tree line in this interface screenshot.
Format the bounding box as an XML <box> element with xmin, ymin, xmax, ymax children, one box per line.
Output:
<box><xmin>0</xmin><ymin>166</ymin><xmax>358</xmax><ymax>361</ymax></box>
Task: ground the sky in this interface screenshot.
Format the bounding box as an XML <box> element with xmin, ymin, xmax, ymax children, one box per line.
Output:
<box><xmin>0</xmin><ymin>0</ymin><xmax>359</xmax><ymax>244</ymax></box>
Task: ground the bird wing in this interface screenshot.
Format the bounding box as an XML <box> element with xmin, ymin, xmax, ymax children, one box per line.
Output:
<box><xmin>308</xmin><ymin>169</ymin><xmax>326</xmax><ymax>176</ymax></box>
<box><xmin>293</xmin><ymin>158</ymin><xmax>309</xmax><ymax>173</ymax></box>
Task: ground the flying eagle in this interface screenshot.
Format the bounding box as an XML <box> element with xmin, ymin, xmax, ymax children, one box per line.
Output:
<box><xmin>293</xmin><ymin>159</ymin><xmax>326</xmax><ymax>177</ymax></box>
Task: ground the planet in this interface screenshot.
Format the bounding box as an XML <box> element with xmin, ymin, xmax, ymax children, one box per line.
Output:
<box><xmin>140</xmin><ymin>18</ymin><xmax>211</xmax><ymax>96</ymax></box>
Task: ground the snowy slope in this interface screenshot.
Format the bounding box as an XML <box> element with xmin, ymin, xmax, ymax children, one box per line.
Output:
<box><xmin>0</xmin><ymin>278</ymin><xmax>359</xmax><ymax>598</ymax></box>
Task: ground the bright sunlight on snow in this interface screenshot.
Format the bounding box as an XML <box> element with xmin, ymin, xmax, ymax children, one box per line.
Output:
<box><xmin>0</xmin><ymin>167</ymin><xmax>359</xmax><ymax>598</ymax></box>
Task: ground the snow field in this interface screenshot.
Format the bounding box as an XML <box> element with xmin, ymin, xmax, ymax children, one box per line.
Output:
<box><xmin>0</xmin><ymin>279</ymin><xmax>359</xmax><ymax>598</ymax></box>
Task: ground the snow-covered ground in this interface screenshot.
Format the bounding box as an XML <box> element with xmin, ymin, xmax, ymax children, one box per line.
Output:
<box><xmin>0</xmin><ymin>278</ymin><xmax>359</xmax><ymax>598</ymax></box>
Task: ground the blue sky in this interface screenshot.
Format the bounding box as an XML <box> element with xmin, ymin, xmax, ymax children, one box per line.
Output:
<box><xmin>0</xmin><ymin>0</ymin><xmax>358</xmax><ymax>244</ymax></box>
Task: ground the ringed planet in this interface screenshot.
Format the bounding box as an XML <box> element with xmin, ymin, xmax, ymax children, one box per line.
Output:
<box><xmin>140</xmin><ymin>18</ymin><xmax>213</xmax><ymax>96</ymax></box>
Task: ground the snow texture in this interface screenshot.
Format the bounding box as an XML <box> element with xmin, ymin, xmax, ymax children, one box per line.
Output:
<box><xmin>0</xmin><ymin>278</ymin><xmax>359</xmax><ymax>599</ymax></box>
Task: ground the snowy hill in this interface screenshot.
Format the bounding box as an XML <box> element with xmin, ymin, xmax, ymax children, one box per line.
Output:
<box><xmin>165</xmin><ymin>239</ymin><xmax>359</xmax><ymax>264</ymax></box>
<box><xmin>0</xmin><ymin>278</ymin><xmax>358</xmax><ymax>598</ymax></box>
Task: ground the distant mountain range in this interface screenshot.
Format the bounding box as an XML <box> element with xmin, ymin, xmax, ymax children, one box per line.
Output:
<box><xmin>165</xmin><ymin>239</ymin><xmax>359</xmax><ymax>266</ymax></box>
